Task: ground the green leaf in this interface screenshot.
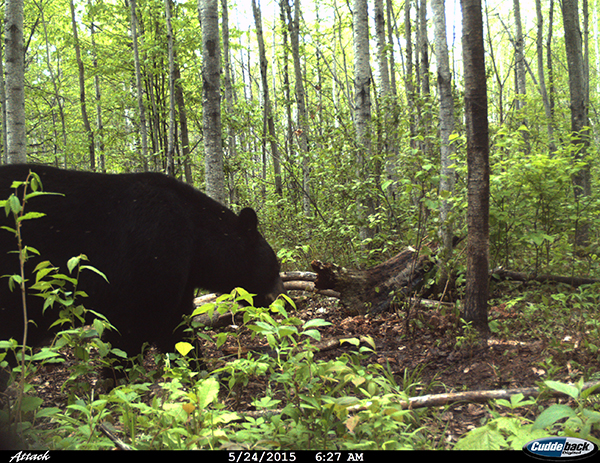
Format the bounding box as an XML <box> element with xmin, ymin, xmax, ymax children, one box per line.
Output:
<box><xmin>93</xmin><ymin>319</ymin><xmax>105</xmax><ymax>338</ymax></box>
<box><xmin>30</xmin><ymin>349</ymin><xmax>61</xmax><ymax>361</ymax></box>
<box><xmin>340</xmin><ymin>338</ymin><xmax>360</xmax><ymax>346</ymax></box>
<box><xmin>8</xmin><ymin>195</ymin><xmax>22</xmax><ymax>215</ymax></box>
<box><xmin>454</xmin><ymin>424</ymin><xmax>508</xmax><ymax>450</ymax></box>
<box><xmin>192</xmin><ymin>302</ymin><xmax>216</xmax><ymax>318</ymax></box>
<box><xmin>17</xmin><ymin>211</ymin><xmax>46</xmax><ymax>222</ymax></box>
<box><xmin>111</xmin><ymin>348</ymin><xmax>128</xmax><ymax>359</ymax></box>
<box><xmin>544</xmin><ymin>380</ymin><xmax>580</xmax><ymax>400</ymax></box>
<box><xmin>196</xmin><ymin>377</ymin><xmax>219</xmax><ymax>408</ymax></box>
<box><xmin>302</xmin><ymin>329</ymin><xmax>322</xmax><ymax>341</ymax></box>
<box><xmin>303</xmin><ymin>318</ymin><xmax>332</xmax><ymax>329</ymax></box>
<box><xmin>533</xmin><ymin>404</ymin><xmax>576</xmax><ymax>430</ymax></box>
<box><xmin>80</xmin><ymin>265</ymin><xmax>109</xmax><ymax>282</ymax></box>
<box><xmin>19</xmin><ymin>396</ymin><xmax>44</xmax><ymax>413</ymax></box>
<box><xmin>0</xmin><ymin>339</ymin><xmax>17</xmax><ymax>349</ymax></box>
<box><xmin>175</xmin><ymin>342</ymin><xmax>194</xmax><ymax>357</ymax></box>
<box><xmin>67</xmin><ymin>255</ymin><xmax>84</xmax><ymax>273</ymax></box>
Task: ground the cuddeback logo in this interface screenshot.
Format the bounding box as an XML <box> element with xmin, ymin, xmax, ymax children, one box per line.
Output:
<box><xmin>523</xmin><ymin>437</ymin><xmax>598</xmax><ymax>461</ymax></box>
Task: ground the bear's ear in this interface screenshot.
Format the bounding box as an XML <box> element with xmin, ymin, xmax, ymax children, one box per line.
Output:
<box><xmin>238</xmin><ymin>207</ymin><xmax>259</xmax><ymax>236</ymax></box>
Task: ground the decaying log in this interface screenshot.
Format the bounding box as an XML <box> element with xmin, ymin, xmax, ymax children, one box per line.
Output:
<box><xmin>311</xmin><ymin>245</ymin><xmax>436</xmax><ymax>315</ymax></box>
<box><xmin>281</xmin><ymin>271</ymin><xmax>340</xmax><ymax>296</ymax></box>
<box><xmin>491</xmin><ymin>268</ymin><xmax>600</xmax><ymax>287</ymax></box>
<box><xmin>281</xmin><ymin>271</ymin><xmax>317</xmax><ymax>282</ymax></box>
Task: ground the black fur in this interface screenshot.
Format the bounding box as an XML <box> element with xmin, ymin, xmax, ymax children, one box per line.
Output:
<box><xmin>0</xmin><ymin>164</ymin><xmax>283</xmax><ymax>359</ymax></box>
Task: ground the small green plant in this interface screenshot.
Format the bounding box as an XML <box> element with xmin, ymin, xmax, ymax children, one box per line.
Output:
<box><xmin>454</xmin><ymin>318</ymin><xmax>480</xmax><ymax>349</ymax></box>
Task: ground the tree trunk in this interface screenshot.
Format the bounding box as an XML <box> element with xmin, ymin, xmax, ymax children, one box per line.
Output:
<box><xmin>384</xmin><ymin>0</ymin><xmax>399</xmax><ymax>198</ymax></box>
<box><xmin>547</xmin><ymin>0</ymin><xmax>555</xmax><ymax>122</ymax></box>
<box><xmin>89</xmin><ymin>9</ymin><xmax>105</xmax><ymax>172</ymax></box>
<box><xmin>69</xmin><ymin>0</ymin><xmax>95</xmax><ymax>170</ymax></box>
<box><xmin>5</xmin><ymin>0</ymin><xmax>26</xmax><ymax>164</ymax></box>
<box><xmin>432</xmin><ymin>0</ymin><xmax>456</xmax><ymax>268</ymax></box>
<box><xmin>130</xmin><ymin>0</ymin><xmax>149</xmax><ymax>171</ymax></box>
<box><xmin>461</xmin><ymin>0</ymin><xmax>490</xmax><ymax>336</ymax></box>
<box><xmin>39</xmin><ymin>1</ymin><xmax>67</xmax><ymax>168</ymax></box>
<box><xmin>174</xmin><ymin>61</ymin><xmax>192</xmax><ymax>184</ymax></box>
<box><xmin>0</xmin><ymin>40</ymin><xmax>7</xmax><ymax>165</ymax></box>
<box><xmin>404</xmin><ymin>0</ymin><xmax>417</xmax><ymax>149</ymax></box>
<box><xmin>221</xmin><ymin>0</ymin><xmax>239</xmax><ymax>203</ymax></box>
<box><xmin>375</xmin><ymin>0</ymin><xmax>390</xmax><ymax>99</ymax></box>
<box><xmin>513</xmin><ymin>0</ymin><xmax>526</xmax><ymax>112</ymax></box>
<box><xmin>561</xmin><ymin>0</ymin><xmax>591</xmax><ymax>249</ymax></box>
<box><xmin>375</xmin><ymin>0</ymin><xmax>399</xmax><ymax>203</ymax></box>
<box><xmin>484</xmin><ymin>1</ymin><xmax>504</xmax><ymax>124</ymax></box>
<box><xmin>200</xmin><ymin>0</ymin><xmax>227</xmax><ymax>204</ymax></box>
<box><xmin>282</xmin><ymin>0</ymin><xmax>311</xmax><ymax>216</ymax></box>
<box><xmin>252</xmin><ymin>0</ymin><xmax>283</xmax><ymax>197</ymax></box>
<box><xmin>535</xmin><ymin>0</ymin><xmax>556</xmax><ymax>154</ymax></box>
<box><xmin>353</xmin><ymin>0</ymin><xmax>374</xmax><ymax>243</ymax></box>
<box><xmin>418</xmin><ymin>0</ymin><xmax>430</xmax><ymax>96</ymax></box>
<box><xmin>165</xmin><ymin>0</ymin><xmax>176</xmax><ymax>176</ymax></box>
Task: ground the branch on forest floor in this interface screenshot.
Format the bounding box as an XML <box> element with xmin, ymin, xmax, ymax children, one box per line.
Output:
<box><xmin>236</xmin><ymin>379</ymin><xmax>600</xmax><ymax>422</ymax></box>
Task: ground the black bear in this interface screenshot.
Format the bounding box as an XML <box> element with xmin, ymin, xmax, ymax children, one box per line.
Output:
<box><xmin>0</xmin><ymin>164</ymin><xmax>284</xmax><ymax>363</ymax></box>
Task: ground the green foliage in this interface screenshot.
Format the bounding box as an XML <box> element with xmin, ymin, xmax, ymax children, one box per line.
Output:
<box><xmin>2</xmin><ymin>284</ymin><xmax>432</xmax><ymax>450</ymax></box>
<box><xmin>454</xmin><ymin>380</ymin><xmax>600</xmax><ymax>450</ymax></box>
<box><xmin>532</xmin><ymin>379</ymin><xmax>600</xmax><ymax>445</ymax></box>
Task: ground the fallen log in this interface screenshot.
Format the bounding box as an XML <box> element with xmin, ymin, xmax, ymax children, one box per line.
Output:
<box><xmin>356</xmin><ymin>379</ymin><xmax>600</xmax><ymax>411</ymax></box>
<box><xmin>491</xmin><ymin>268</ymin><xmax>600</xmax><ymax>287</ymax></box>
<box><xmin>281</xmin><ymin>271</ymin><xmax>317</xmax><ymax>282</ymax></box>
<box><xmin>311</xmin><ymin>245</ymin><xmax>436</xmax><ymax>315</ymax></box>
<box><xmin>227</xmin><ymin>379</ymin><xmax>600</xmax><ymax>423</ymax></box>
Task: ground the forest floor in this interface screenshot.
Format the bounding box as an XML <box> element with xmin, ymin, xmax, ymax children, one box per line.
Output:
<box><xmin>196</xmin><ymin>282</ymin><xmax>600</xmax><ymax>448</ymax></box>
<box><xmin>24</xmin><ymin>281</ymin><xmax>600</xmax><ymax>449</ymax></box>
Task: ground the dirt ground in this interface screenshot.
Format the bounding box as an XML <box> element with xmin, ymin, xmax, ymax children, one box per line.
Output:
<box><xmin>20</xmin><ymin>285</ymin><xmax>600</xmax><ymax>449</ymax></box>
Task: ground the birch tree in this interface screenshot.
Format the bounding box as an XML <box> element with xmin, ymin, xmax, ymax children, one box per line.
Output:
<box><xmin>5</xmin><ymin>0</ymin><xmax>26</xmax><ymax>164</ymax></box>
<box><xmin>353</xmin><ymin>0</ymin><xmax>374</xmax><ymax>243</ymax></box>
